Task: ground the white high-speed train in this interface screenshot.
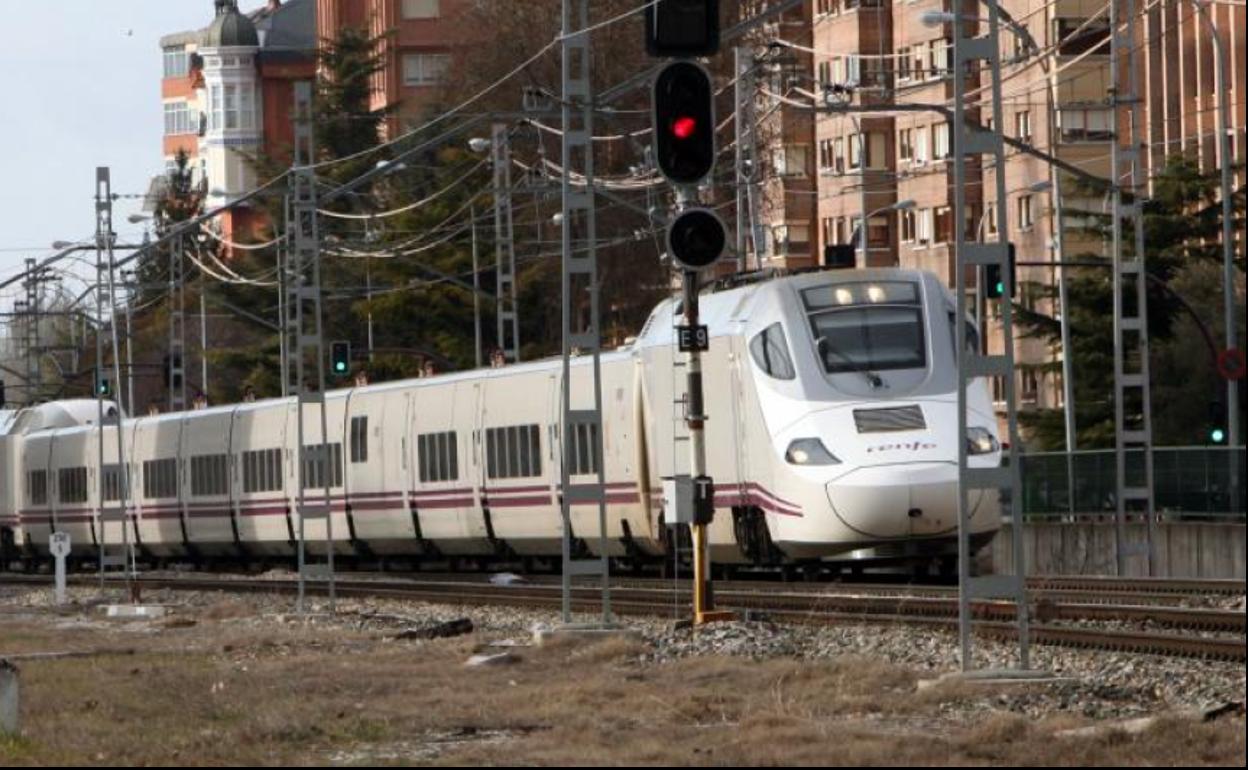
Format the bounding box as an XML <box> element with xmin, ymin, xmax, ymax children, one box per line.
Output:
<box><xmin>0</xmin><ymin>268</ymin><xmax>1003</xmax><ymax>571</ymax></box>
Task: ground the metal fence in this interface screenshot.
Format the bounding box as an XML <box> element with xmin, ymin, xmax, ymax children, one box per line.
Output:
<box><xmin>1019</xmin><ymin>446</ymin><xmax>1245</xmax><ymax>519</ymax></box>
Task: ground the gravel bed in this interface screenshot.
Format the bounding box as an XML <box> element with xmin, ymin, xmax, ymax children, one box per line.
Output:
<box><xmin>3</xmin><ymin>582</ymin><xmax>1243</xmax><ymax>722</ymax></box>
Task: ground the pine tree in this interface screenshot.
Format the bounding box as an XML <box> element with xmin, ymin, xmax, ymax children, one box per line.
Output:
<box><xmin>1017</xmin><ymin>156</ymin><xmax>1245</xmax><ymax>449</ymax></box>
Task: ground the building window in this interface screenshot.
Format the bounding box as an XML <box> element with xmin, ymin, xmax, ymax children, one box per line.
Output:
<box><xmin>485</xmin><ymin>425</ymin><xmax>542</xmax><ymax>480</ymax></box>
<box><xmin>832</xmin><ymin>137</ymin><xmax>844</xmax><ymax>173</ymax></box>
<box><xmin>897</xmin><ymin>47</ymin><xmax>912</xmax><ymax>81</ymax></box>
<box><xmin>774</xmin><ymin>144</ymin><xmax>809</xmax><ymax>177</ymax></box>
<box><xmin>866</xmin><ymin>132</ymin><xmax>888</xmax><ymax>170</ymax></box>
<box><xmin>818</xmin><ymin>60</ymin><xmax>832</xmax><ymax>86</ymax></box>
<box><xmin>1015</xmin><ymin>110</ymin><xmax>1032</xmax><ymax>142</ymax></box>
<box><xmin>898</xmin><ymin>128</ymin><xmax>913</xmax><ymax>162</ymax></box>
<box><xmin>773</xmin><ymin>224</ymin><xmax>809</xmax><ymax>254</ymax></box>
<box><xmin>402</xmin><ymin>0</ymin><xmax>440</xmax><ymax>18</ymax></box>
<box><xmin>913</xmin><ymin>127</ymin><xmax>928</xmax><ymax>164</ymax></box>
<box><xmin>1017</xmin><ymin>195</ymin><xmax>1035</xmax><ymax>230</ymax></box>
<box><xmin>848</xmin><ymin>133</ymin><xmax>862</xmax><ymax>169</ymax></box>
<box><xmin>418</xmin><ymin>431</ymin><xmax>459</xmax><ymax>483</ymax></box>
<box><xmin>928</xmin><ymin>39</ymin><xmax>951</xmax><ymax>77</ymax></box>
<box><xmin>223</xmin><ymin>85</ymin><xmax>239</xmax><ymax>130</ymax></box>
<box><xmin>1055</xmin><ymin>18</ymin><xmax>1111</xmax><ymax>56</ymax></box>
<box><xmin>403</xmin><ymin>53</ymin><xmax>450</xmax><ymax>86</ymax></box>
<box><xmin>932</xmin><ymin>123</ymin><xmax>950</xmax><ymax>160</ymax></box>
<box><xmin>867</xmin><ymin>214</ymin><xmax>890</xmax><ymax>247</ymax></box>
<box><xmin>1058</xmin><ymin>108</ymin><xmax>1113</xmax><ymax>142</ymax></box>
<box><xmin>985</xmin><ymin>205</ymin><xmax>998</xmax><ymax>236</ymax></box>
<box><xmin>915</xmin><ymin>208</ymin><xmax>933</xmax><ymax>244</ymax></box>
<box><xmin>163</xmin><ymin>46</ymin><xmax>189</xmax><ymax>78</ymax></box>
<box><xmin>209</xmin><ymin>85</ymin><xmax>222</xmax><ymax>131</ymax></box>
<box><xmin>900</xmin><ymin>209</ymin><xmax>917</xmax><ymax>243</ymax></box>
<box><xmin>934</xmin><ymin>206</ymin><xmax>953</xmax><ymax>244</ymax></box>
<box><xmin>164</xmin><ymin>102</ymin><xmax>192</xmax><ymax>136</ymax></box>
<box><xmin>1022</xmin><ymin>369</ymin><xmax>1039</xmax><ymax>403</ymax></box>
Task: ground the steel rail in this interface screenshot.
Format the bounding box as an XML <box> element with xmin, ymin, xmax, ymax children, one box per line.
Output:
<box><xmin>3</xmin><ymin>574</ymin><xmax>1241</xmax><ymax>661</ymax></box>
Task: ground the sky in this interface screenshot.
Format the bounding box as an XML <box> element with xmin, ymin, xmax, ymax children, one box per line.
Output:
<box><xmin>0</xmin><ymin>1</ymin><xmax>229</xmax><ymax>293</ymax></box>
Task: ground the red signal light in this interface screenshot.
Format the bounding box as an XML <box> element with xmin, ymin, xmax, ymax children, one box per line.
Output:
<box><xmin>672</xmin><ymin>116</ymin><xmax>697</xmax><ymax>139</ymax></box>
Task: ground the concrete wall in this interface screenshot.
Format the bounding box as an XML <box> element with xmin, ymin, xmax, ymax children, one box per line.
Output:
<box><xmin>991</xmin><ymin>520</ymin><xmax>1246</xmax><ymax>578</ymax></box>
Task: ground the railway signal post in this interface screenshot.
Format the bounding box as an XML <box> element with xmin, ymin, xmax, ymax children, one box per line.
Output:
<box><xmin>649</xmin><ymin>3</ymin><xmax>735</xmax><ymax>626</ymax></box>
<box><xmin>950</xmin><ymin>2</ymin><xmax>1032</xmax><ymax>674</ymax></box>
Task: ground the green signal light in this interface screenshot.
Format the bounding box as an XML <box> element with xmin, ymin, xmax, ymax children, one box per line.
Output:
<box><xmin>335</xmin><ymin>361</ymin><xmax>347</xmax><ymax>373</ymax></box>
<box><xmin>1211</xmin><ymin>428</ymin><xmax>1226</xmax><ymax>444</ymax></box>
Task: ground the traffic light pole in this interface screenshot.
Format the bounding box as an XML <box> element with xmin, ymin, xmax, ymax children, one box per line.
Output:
<box><xmin>951</xmin><ymin>4</ymin><xmax>1030</xmax><ymax>672</ymax></box>
<box><xmin>678</xmin><ymin>265</ymin><xmax>732</xmax><ymax>625</ymax></box>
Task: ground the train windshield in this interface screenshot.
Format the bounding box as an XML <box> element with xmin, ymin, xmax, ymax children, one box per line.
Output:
<box><xmin>801</xmin><ymin>281</ymin><xmax>926</xmax><ymax>374</ymax></box>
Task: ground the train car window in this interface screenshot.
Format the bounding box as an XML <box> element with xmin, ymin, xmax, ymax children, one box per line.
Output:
<box><xmin>191</xmin><ymin>454</ymin><xmax>229</xmax><ymax>497</ymax></box>
<box><xmin>27</xmin><ymin>469</ymin><xmax>48</xmax><ymax>505</ymax></box>
<box><xmin>58</xmin><ymin>467</ymin><xmax>88</xmax><ymax>504</ymax></box>
<box><xmin>801</xmin><ymin>282</ymin><xmax>925</xmax><ymax>374</ymax></box>
<box><xmin>948</xmin><ymin>311</ymin><xmax>979</xmax><ymax>355</ymax></box>
<box><xmin>350</xmin><ymin>416</ymin><xmax>369</xmax><ymax>464</ymax></box>
<box><xmin>242</xmin><ymin>449</ymin><xmax>282</xmax><ymax>493</ymax></box>
<box><xmin>485</xmin><ymin>425</ymin><xmax>541</xmax><ymax>480</ymax></box>
<box><xmin>102</xmin><ymin>464</ymin><xmax>127</xmax><ymax>502</ymax></box>
<box><xmin>436</xmin><ymin>432</ymin><xmax>449</xmax><ymax>480</ymax></box>
<box><xmin>417</xmin><ymin>431</ymin><xmax>460</xmax><ymax>483</ymax></box>
<box><xmin>301</xmin><ymin>443</ymin><xmax>343</xmax><ymax>490</ymax></box>
<box><xmin>749</xmin><ymin>323</ymin><xmax>796</xmax><ymax>380</ymax></box>
<box><xmin>568</xmin><ymin>422</ymin><xmax>600</xmax><ymax>475</ymax></box>
<box><xmin>143</xmin><ymin>458</ymin><xmax>179</xmax><ymax>499</ymax></box>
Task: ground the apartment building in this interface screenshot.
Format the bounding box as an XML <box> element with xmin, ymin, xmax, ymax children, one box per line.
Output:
<box><xmin>751</xmin><ymin>0</ymin><xmax>1245</xmax><ymax>434</ymax></box>
<box><xmin>157</xmin><ymin>0</ymin><xmax>317</xmax><ymax>245</ymax></box>
<box><xmin>316</xmin><ymin>0</ymin><xmax>464</xmax><ymax>134</ymax></box>
<box><xmin>157</xmin><ymin>0</ymin><xmax>463</xmax><ymax>244</ymax></box>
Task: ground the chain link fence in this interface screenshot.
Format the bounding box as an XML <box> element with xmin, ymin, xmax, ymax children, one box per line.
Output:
<box><xmin>1019</xmin><ymin>446</ymin><xmax>1245</xmax><ymax>519</ymax></box>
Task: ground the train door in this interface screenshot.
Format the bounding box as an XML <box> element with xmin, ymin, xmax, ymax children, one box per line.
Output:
<box><xmin>481</xmin><ymin>369</ymin><xmax>561</xmax><ymax>555</ymax></box>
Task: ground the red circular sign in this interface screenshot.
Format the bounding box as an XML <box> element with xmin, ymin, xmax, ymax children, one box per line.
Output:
<box><xmin>1218</xmin><ymin>348</ymin><xmax>1246</xmax><ymax>381</ymax></box>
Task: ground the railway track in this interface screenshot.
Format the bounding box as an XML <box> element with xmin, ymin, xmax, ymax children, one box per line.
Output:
<box><xmin>3</xmin><ymin>572</ymin><xmax>1243</xmax><ymax>662</ymax></box>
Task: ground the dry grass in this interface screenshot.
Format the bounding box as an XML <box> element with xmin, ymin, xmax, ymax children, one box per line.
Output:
<box><xmin>0</xmin><ymin>597</ymin><xmax>1243</xmax><ymax>767</ymax></box>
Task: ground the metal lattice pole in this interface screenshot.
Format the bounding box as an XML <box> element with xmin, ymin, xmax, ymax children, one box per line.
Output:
<box><xmin>953</xmin><ymin>2</ymin><xmax>1030</xmax><ymax>671</ymax></box>
<box><xmin>492</xmin><ymin>123</ymin><xmax>521</xmax><ymax>363</ymax></box>
<box><xmin>1110</xmin><ymin>0</ymin><xmax>1156</xmax><ymax>575</ymax></box>
<box><xmin>168</xmin><ymin>234</ymin><xmax>187</xmax><ymax>412</ymax></box>
<box><xmin>288</xmin><ymin>81</ymin><xmax>335</xmax><ymax>614</ymax></box>
<box><xmin>94</xmin><ymin>167</ymin><xmax>134</xmax><ymax>596</ymax></box>
<box><xmin>559</xmin><ymin>0</ymin><xmax>611</xmax><ymax>626</ymax></box>
<box><xmin>20</xmin><ymin>259</ymin><xmax>40</xmax><ymax>405</ymax></box>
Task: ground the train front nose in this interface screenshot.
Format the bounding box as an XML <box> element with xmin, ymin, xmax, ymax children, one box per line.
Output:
<box><xmin>826</xmin><ymin>462</ymin><xmax>968</xmax><ymax>538</ymax></box>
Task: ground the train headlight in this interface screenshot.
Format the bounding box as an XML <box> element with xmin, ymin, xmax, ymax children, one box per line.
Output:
<box><xmin>785</xmin><ymin>438</ymin><xmax>841</xmax><ymax>466</ymax></box>
<box><xmin>966</xmin><ymin>427</ymin><xmax>1000</xmax><ymax>455</ymax></box>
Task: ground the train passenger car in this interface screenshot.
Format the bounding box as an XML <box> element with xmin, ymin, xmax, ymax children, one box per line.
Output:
<box><xmin>1</xmin><ymin>268</ymin><xmax>1003</xmax><ymax>570</ymax></box>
